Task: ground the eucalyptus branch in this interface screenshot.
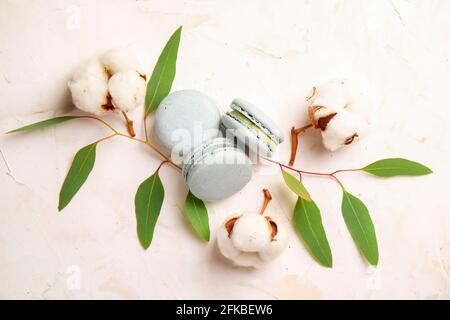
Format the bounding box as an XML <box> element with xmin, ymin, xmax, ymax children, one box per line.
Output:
<box><xmin>79</xmin><ymin>116</ymin><xmax>180</xmax><ymax>171</ymax></box>
<box><xmin>77</xmin><ymin>115</ymin><xmax>118</xmax><ymax>134</ymax></box>
<box><xmin>93</xmin><ymin>133</ymin><xmax>117</xmax><ymax>144</ymax></box>
<box><xmin>114</xmin><ymin>133</ymin><xmax>180</xmax><ymax>170</ymax></box>
<box><xmin>263</xmin><ymin>157</ymin><xmax>349</xmax><ymax>189</ymax></box>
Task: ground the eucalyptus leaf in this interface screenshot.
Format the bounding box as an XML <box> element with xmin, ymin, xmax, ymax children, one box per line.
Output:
<box><xmin>145</xmin><ymin>26</ymin><xmax>182</xmax><ymax>114</ymax></box>
<box><xmin>294</xmin><ymin>197</ymin><xmax>332</xmax><ymax>267</ymax></box>
<box><xmin>362</xmin><ymin>158</ymin><xmax>432</xmax><ymax>177</ymax></box>
<box><xmin>282</xmin><ymin>170</ymin><xmax>311</xmax><ymax>201</ymax></box>
<box><xmin>341</xmin><ymin>190</ymin><xmax>378</xmax><ymax>266</ymax></box>
<box><xmin>134</xmin><ymin>171</ymin><xmax>165</xmax><ymax>249</ymax></box>
<box><xmin>185</xmin><ymin>191</ymin><xmax>210</xmax><ymax>242</ymax></box>
<box><xmin>7</xmin><ymin>116</ymin><xmax>80</xmax><ymax>134</ymax></box>
<box><xmin>58</xmin><ymin>143</ymin><xmax>97</xmax><ymax>211</ymax></box>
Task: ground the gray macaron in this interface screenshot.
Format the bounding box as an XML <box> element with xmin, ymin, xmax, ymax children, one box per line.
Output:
<box><xmin>182</xmin><ymin>137</ymin><xmax>252</xmax><ymax>202</ymax></box>
<box><xmin>221</xmin><ymin>98</ymin><xmax>284</xmax><ymax>157</ymax></box>
<box><xmin>155</xmin><ymin>90</ymin><xmax>221</xmax><ymax>159</ymax></box>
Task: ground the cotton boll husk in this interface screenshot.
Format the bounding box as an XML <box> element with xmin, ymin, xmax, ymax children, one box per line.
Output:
<box><xmin>100</xmin><ymin>48</ymin><xmax>145</xmax><ymax>75</ymax></box>
<box><xmin>259</xmin><ymin>213</ymin><xmax>290</xmax><ymax>262</ymax></box>
<box><xmin>108</xmin><ymin>70</ymin><xmax>146</xmax><ymax>112</ymax></box>
<box><xmin>230</xmin><ymin>214</ymin><xmax>272</xmax><ymax>252</ymax></box>
<box><xmin>321</xmin><ymin>110</ymin><xmax>368</xmax><ymax>151</ymax></box>
<box><xmin>68</xmin><ymin>75</ymin><xmax>109</xmax><ymax>115</ymax></box>
<box><xmin>311</xmin><ymin>105</ymin><xmax>340</xmax><ymax>120</ymax></box>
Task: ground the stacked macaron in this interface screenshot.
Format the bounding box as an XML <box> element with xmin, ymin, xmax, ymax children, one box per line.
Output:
<box><xmin>221</xmin><ymin>98</ymin><xmax>284</xmax><ymax>158</ymax></box>
<box><xmin>155</xmin><ymin>90</ymin><xmax>221</xmax><ymax>160</ymax></box>
<box><xmin>155</xmin><ymin>91</ymin><xmax>283</xmax><ymax>201</ymax></box>
<box><xmin>181</xmin><ymin>137</ymin><xmax>252</xmax><ymax>201</ymax></box>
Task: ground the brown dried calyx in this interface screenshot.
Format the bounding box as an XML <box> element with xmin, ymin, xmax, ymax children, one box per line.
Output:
<box><xmin>265</xmin><ymin>217</ymin><xmax>278</xmax><ymax>240</ymax></box>
<box><xmin>308</xmin><ymin>105</ymin><xmax>337</xmax><ymax>131</ymax></box>
<box><xmin>225</xmin><ymin>188</ymin><xmax>278</xmax><ymax>241</ymax></box>
<box><xmin>317</xmin><ymin>112</ymin><xmax>337</xmax><ymax>131</ymax></box>
<box><xmin>139</xmin><ymin>73</ymin><xmax>147</xmax><ymax>81</ymax></box>
<box><xmin>102</xmin><ymin>93</ymin><xmax>115</xmax><ymax>111</ymax></box>
<box><xmin>224</xmin><ymin>215</ymin><xmax>278</xmax><ymax>241</ymax></box>
<box><xmin>345</xmin><ymin>133</ymin><xmax>358</xmax><ymax>145</ymax></box>
<box><xmin>225</xmin><ymin>216</ymin><xmax>240</xmax><ymax>237</ymax></box>
<box><xmin>259</xmin><ymin>188</ymin><xmax>272</xmax><ymax>215</ymax></box>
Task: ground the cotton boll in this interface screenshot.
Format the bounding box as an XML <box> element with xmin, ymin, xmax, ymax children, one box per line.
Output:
<box><xmin>230</xmin><ymin>214</ymin><xmax>272</xmax><ymax>252</ymax></box>
<box><xmin>320</xmin><ymin>109</ymin><xmax>368</xmax><ymax>151</ymax></box>
<box><xmin>68</xmin><ymin>75</ymin><xmax>109</xmax><ymax>115</ymax></box>
<box><xmin>71</xmin><ymin>59</ymin><xmax>108</xmax><ymax>82</ymax></box>
<box><xmin>217</xmin><ymin>212</ymin><xmax>289</xmax><ymax>268</ymax></box>
<box><xmin>101</xmin><ymin>48</ymin><xmax>145</xmax><ymax>76</ymax></box>
<box><xmin>108</xmin><ymin>70</ymin><xmax>146</xmax><ymax>112</ymax></box>
<box><xmin>229</xmin><ymin>252</ymin><xmax>264</xmax><ymax>268</ymax></box>
<box><xmin>308</xmin><ymin>79</ymin><xmax>368</xmax><ymax>151</ymax></box>
<box><xmin>217</xmin><ymin>219</ymin><xmax>241</xmax><ymax>260</ymax></box>
<box><xmin>68</xmin><ymin>58</ymin><xmax>110</xmax><ymax>115</ymax></box>
<box><xmin>311</xmin><ymin>105</ymin><xmax>339</xmax><ymax>123</ymax></box>
<box><xmin>68</xmin><ymin>49</ymin><xmax>146</xmax><ymax>116</ymax></box>
<box><xmin>312</xmin><ymin>79</ymin><xmax>351</xmax><ymax>110</ymax></box>
<box><xmin>259</xmin><ymin>214</ymin><xmax>290</xmax><ymax>262</ymax></box>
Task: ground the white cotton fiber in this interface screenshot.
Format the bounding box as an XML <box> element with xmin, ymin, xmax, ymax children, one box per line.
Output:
<box><xmin>217</xmin><ymin>213</ymin><xmax>290</xmax><ymax>268</ymax></box>
<box><xmin>108</xmin><ymin>70</ymin><xmax>146</xmax><ymax>112</ymax></box>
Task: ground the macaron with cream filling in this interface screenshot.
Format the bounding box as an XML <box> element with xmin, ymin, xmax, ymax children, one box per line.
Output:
<box><xmin>221</xmin><ymin>99</ymin><xmax>284</xmax><ymax>157</ymax></box>
<box><xmin>182</xmin><ymin>137</ymin><xmax>252</xmax><ymax>202</ymax></box>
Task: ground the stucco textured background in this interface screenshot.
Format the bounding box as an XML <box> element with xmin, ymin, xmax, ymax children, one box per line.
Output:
<box><xmin>0</xmin><ymin>0</ymin><xmax>449</xmax><ymax>299</ymax></box>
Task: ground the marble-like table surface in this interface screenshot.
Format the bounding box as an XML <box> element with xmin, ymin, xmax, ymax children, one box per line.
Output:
<box><xmin>0</xmin><ymin>0</ymin><xmax>449</xmax><ymax>299</ymax></box>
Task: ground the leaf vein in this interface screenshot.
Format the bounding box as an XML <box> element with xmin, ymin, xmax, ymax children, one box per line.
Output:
<box><xmin>300</xmin><ymin>199</ymin><xmax>330</xmax><ymax>265</ymax></box>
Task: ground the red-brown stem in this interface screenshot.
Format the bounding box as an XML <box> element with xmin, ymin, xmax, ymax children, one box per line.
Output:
<box><xmin>156</xmin><ymin>160</ymin><xmax>169</xmax><ymax>173</ymax></box>
<box><xmin>262</xmin><ymin>157</ymin><xmax>361</xmax><ymax>189</ymax></box>
<box><xmin>76</xmin><ymin>115</ymin><xmax>181</xmax><ymax>171</ymax></box>
<box><xmin>93</xmin><ymin>133</ymin><xmax>116</xmax><ymax>144</ymax></box>
<box><xmin>78</xmin><ymin>115</ymin><xmax>118</xmax><ymax>133</ymax></box>
<box><xmin>288</xmin><ymin>123</ymin><xmax>312</xmax><ymax>166</ymax></box>
<box><xmin>116</xmin><ymin>133</ymin><xmax>182</xmax><ymax>171</ymax></box>
<box><xmin>299</xmin><ymin>168</ymin><xmax>362</xmax><ymax>176</ymax></box>
<box><xmin>289</xmin><ymin>127</ymin><xmax>299</xmax><ymax>167</ymax></box>
<box><xmin>259</xmin><ymin>188</ymin><xmax>272</xmax><ymax>215</ymax></box>
<box><xmin>332</xmin><ymin>168</ymin><xmax>363</xmax><ymax>175</ymax></box>
<box><xmin>330</xmin><ymin>174</ymin><xmax>345</xmax><ymax>189</ymax></box>
<box><xmin>122</xmin><ymin>111</ymin><xmax>136</xmax><ymax>137</ymax></box>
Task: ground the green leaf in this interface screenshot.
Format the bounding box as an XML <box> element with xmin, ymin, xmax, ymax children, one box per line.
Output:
<box><xmin>294</xmin><ymin>197</ymin><xmax>332</xmax><ymax>267</ymax></box>
<box><xmin>6</xmin><ymin>116</ymin><xmax>80</xmax><ymax>134</ymax></box>
<box><xmin>362</xmin><ymin>158</ymin><xmax>432</xmax><ymax>177</ymax></box>
<box><xmin>185</xmin><ymin>191</ymin><xmax>210</xmax><ymax>242</ymax></box>
<box><xmin>145</xmin><ymin>26</ymin><xmax>182</xmax><ymax>114</ymax></box>
<box><xmin>282</xmin><ymin>170</ymin><xmax>311</xmax><ymax>201</ymax></box>
<box><xmin>341</xmin><ymin>190</ymin><xmax>378</xmax><ymax>266</ymax></box>
<box><xmin>58</xmin><ymin>143</ymin><xmax>97</xmax><ymax>211</ymax></box>
<box><xmin>134</xmin><ymin>171</ymin><xmax>165</xmax><ymax>249</ymax></box>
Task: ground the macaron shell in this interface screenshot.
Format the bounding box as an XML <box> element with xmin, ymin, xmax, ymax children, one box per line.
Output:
<box><xmin>221</xmin><ymin>113</ymin><xmax>274</xmax><ymax>157</ymax></box>
<box><xmin>182</xmin><ymin>137</ymin><xmax>235</xmax><ymax>181</ymax></box>
<box><xmin>155</xmin><ymin>90</ymin><xmax>221</xmax><ymax>155</ymax></box>
<box><xmin>232</xmin><ymin>98</ymin><xmax>284</xmax><ymax>143</ymax></box>
<box><xmin>185</xmin><ymin>147</ymin><xmax>252</xmax><ymax>202</ymax></box>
